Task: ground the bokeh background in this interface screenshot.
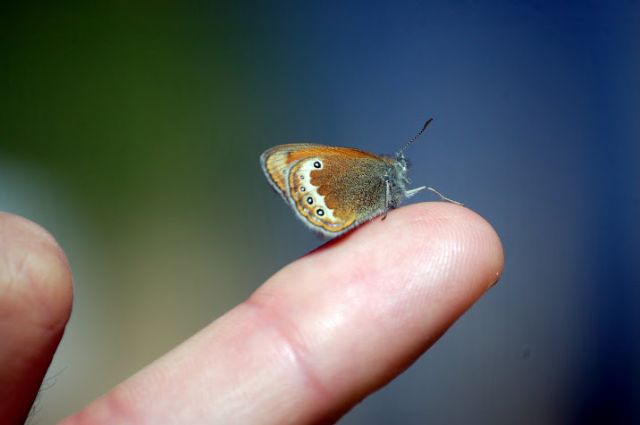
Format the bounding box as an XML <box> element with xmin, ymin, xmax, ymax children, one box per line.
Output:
<box><xmin>2</xmin><ymin>1</ymin><xmax>639</xmax><ymax>424</ymax></box>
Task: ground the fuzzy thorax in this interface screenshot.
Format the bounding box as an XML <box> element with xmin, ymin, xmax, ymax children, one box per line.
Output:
<box><xmin>382</xmin><ymin>153</ymin><xmax>425</xmax><ymax>208</ymax></box>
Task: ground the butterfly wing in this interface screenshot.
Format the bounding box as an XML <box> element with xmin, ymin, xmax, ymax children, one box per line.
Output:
<box><xmin>260</xmin><ymin>143</ymin><xmax>324</xmax><ymax>200</ymax></box>
<box><xmin>261</xmin><ymin>144</ymin><xmax>390</xmax><ymax>237</ymax></box>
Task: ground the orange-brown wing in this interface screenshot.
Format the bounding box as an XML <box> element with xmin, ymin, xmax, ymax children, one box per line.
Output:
<box><xmin>261</xmin><ymin>144</ymin><xmax>385</xmax><ymax>236</ymax></box>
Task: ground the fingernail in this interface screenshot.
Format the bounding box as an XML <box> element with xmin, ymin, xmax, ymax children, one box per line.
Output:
<box><xmin>488</xmin><ymin>271</ymin><xmax>501</xmax><ymax>289</ymax></box>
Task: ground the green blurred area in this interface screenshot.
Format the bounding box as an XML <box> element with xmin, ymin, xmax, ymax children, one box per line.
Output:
<box><xmin>2</xmin><ymin>2</ymin><xmax>264</xmax><ymax>224</ymax></box>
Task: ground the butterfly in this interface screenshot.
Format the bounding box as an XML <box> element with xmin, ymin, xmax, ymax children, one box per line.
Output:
<box><xmin>260</xmin><ymin>118</ymin><xmax>459</xmax><ymax>238</ymax></box>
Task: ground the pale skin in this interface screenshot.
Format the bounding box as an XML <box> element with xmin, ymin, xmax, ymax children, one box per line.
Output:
<box><xmin>0</xmin><ymin>203</ymin><xmax>503</xmax><ymax>425</ymax></box>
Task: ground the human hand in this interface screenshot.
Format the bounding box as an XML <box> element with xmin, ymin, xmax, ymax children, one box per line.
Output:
<box><xmin>0</xmin><ymin>203</ymin><xmax>503</xmax><ymax>424</ymax></box>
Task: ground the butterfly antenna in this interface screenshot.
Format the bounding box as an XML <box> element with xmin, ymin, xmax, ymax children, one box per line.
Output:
<box><xmin>398</xmin><ymin>117</ymin><xmax>433</xmax><ymax>156</ymax></box>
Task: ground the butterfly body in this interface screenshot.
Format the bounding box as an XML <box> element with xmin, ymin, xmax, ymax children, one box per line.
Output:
<box><xmin>260</xmin><ymin>143</ymin><xmax>423</xmax><ymax>238</ymax></box>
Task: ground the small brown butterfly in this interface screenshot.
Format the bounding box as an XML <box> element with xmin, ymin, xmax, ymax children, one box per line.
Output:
<box><xmin>260</xmin><ymin>118</ymin><xmax>459</xmax><ymax>238</ymax></box>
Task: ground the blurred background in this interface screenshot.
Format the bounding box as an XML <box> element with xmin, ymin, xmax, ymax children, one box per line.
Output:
<box><xmin>2</xmin><ymin>1</ymin><xmax>639</xmax><ymax>424</ymax></box>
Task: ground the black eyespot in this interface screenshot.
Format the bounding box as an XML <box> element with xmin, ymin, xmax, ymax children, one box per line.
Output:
<box><xmin>313</xmin><ymin>161</ymin><xmax>321</xmax><ymax>169</ymax></box>
<box><xmin>317</xmin><ymin>208</ymin><xmax>325</xmax><ymax>216</ymax></box>
<box><xmin>306</xmin><ymin>197</ymin><xmax>313</xmax><ymax>204</ymax></box>
<box><xmin>300</xmin><ymin>187</ymin><xmax>306</xmax><ymax>192</ymax></box>
<box><xmin>300</xmin><ymin>174</ymin><xmax>304</xmax><ymax>180</ymax></box>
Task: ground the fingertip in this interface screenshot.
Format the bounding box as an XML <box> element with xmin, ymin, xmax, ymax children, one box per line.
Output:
<box><xmin>0</xmin><ymin>212</ymin><xmax>74</xmax><ymax>329</ymax></box>
<box><xmin>400</xmin><ymin>202</ymin><xmax>504</xmax><ymax>288</ymax></box>
<box><xmin>0</xmin><ymin>213</ymin><xmax>74</xmax><ymax>424</ymax></box>
<box><xmin>303</xmin><ymin>202</ymin><xmax>504</xmax><ymax>298</ymax></box>
<box><xmin>391</xmin><ymin>202</ymin><xmax>505</xmax><ymax>306</ymax></box>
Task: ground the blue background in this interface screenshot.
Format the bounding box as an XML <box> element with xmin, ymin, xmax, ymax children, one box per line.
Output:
<box><xmin>2</xmin><ymin>1</ymin><xmax>639</xmax><ymax>423</ymax></box>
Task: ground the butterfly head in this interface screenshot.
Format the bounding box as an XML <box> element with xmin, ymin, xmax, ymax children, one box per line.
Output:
<box><xmin>394</xmin><ymin>151</ymin><xmax>410</xmax><ymax>176</ymax></box>
<box><xmin>379</xmin><ymin>153</ymin><xmax>413</xmax><ymax>208</ymax></box>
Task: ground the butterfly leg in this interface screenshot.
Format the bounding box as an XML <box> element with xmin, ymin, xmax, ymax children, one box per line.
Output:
<box><xmin>427</xmin><ymin>186</ymin><xmax>464</xmax><ymax>206</ymax></box>
<box><xmin>381</xmin><ymin>178</ymin><xmax>391</xmax><ymax>220</ymax></box>
<box><xmin>405</xmin><ymin>186</ymin><xmax>426</xmax><ymax>198</ymax></box>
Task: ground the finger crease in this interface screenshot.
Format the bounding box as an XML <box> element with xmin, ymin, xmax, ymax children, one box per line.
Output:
<box><xmin>243</xmin><ymin>296</ymin><xmax>333</xmax><ymax>405</ymax></box>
